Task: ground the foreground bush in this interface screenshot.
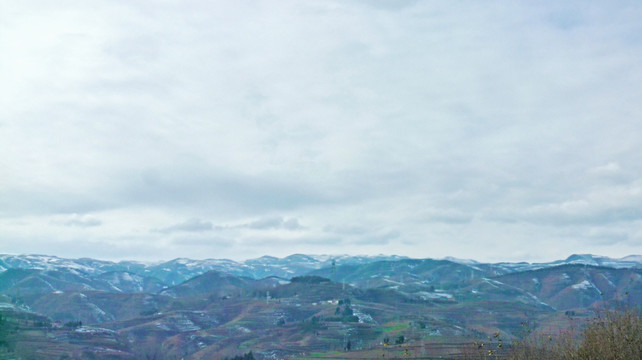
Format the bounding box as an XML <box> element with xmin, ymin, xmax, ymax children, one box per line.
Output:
<box><xmin>508</xmin><ymin>309</ymin><xmax>642</xmax><ymax>360</ymax></box>
<box><xmin>572</xmin><ymin>309</ymin><xmax>642</xmax><ymax>360</ymax></box>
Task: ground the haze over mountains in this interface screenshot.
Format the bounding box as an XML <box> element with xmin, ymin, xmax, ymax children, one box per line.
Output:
<box><xmin>1</xmin><ymin>253</ymin><xmax>640</xmax><ymax>359</ymax></box>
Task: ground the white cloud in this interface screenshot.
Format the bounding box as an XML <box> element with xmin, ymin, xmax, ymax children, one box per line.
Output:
<box><xmin>57</xmin><ymin>213</ymin><xmax>103</xmax><ymax>228</ymax></box>
<box><xmin>211</xmin><ymin>216</ymin><xmax>305</xmax><ymax>231</ymax></box>
<box><xmin>241</xmin><ymin>216</ymin><xmax>304</xmax><ymax>231</ymax></box>
<box><xmin>155</xmin><ymin>218</ymin><xmax>213</xmax><ymax>234</ymax></box>
<box><xmin>1</xmin><ymin>1</ymin><xmax>641</xmax><ymax>262</ymax></box>
<box><xmin>590</xmin><ymin>162</ymin><xmax>621</xmax><ymax>176</ymax></box>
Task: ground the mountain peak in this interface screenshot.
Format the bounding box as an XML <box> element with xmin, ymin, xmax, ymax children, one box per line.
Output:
<box><xmin>565</xmin><ymin>254</ymin><xmax>602</xmax><ymax>263</ymax></box>
<box><xmin>620</xmin><ymin>255</ymin><xmax>642</xmax><ymax>263</ymax></box>
<box><xmin>443</xmin><ymin>256</ymin><xmax>479</xmax><ymax>265</ymax></box>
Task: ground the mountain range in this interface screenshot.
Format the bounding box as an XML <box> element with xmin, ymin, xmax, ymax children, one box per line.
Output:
<box><xmin>0</xmin><ymin>253</ymin><xmax>640</xmax><ymax>359</ymax></box>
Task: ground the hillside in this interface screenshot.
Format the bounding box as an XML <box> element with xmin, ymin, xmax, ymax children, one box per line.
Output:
<box><xmin>0</xmin><ymin>253</ymin><xmax>640</xmax><ymax>359</ymax></box>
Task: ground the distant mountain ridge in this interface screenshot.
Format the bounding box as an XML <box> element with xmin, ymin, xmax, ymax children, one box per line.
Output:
<box><xmin>0</xmin><ymin>254</ymin><xmax>411</xmax><ymax>284</ymax></box>
<box><xmin>0</xmin><ymin>253</ymin><xmax>639</xmax><ymax>285</ymax></box>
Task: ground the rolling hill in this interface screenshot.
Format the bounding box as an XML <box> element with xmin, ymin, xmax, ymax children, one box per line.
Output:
<box><xmin>0</xmin><ymin>253</ymin><xmax>640</xmax><ymax>359</ymax></box>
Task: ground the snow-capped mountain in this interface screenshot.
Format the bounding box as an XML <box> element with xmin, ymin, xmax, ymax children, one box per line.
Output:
<box><xmin>0</xmin><ymin>253</ymin><xmax>639</xmax><ymax>288</ymax></box>
<box><xmin>491</xmin><ymin>254</ymin><xmax>642</xmax><ymax>273</ymax></box>
<box><xmin>1</xmin><ymin>252</ymin><xmax>639</xmax><ymax>360</ymax></box>
<box><xmin>0</xmin><ymin>254</ymin><xmax>150</xmax><ymax>275</ymax></box>
<box><xmin>0</xmin><ymin>253</ymin><xmax>411</xmax><ymax>285</ymax></box>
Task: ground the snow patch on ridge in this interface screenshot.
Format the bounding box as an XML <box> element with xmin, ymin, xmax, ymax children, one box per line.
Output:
<box><xmin>571</xmin><ymin>280</ymin><xmax>598</xmax><ymax>292</ymax></box>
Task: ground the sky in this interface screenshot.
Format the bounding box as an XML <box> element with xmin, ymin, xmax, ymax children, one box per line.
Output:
<box><xmin>1</xmin><ymin>1</ymin><xmax>641</xmax><ymax>263</ymax></box>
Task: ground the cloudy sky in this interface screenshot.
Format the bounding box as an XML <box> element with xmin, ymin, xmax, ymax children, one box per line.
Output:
<box><xmin>1</xmin><ymin>1</ymin><xmax>641</xmax><ymax>263</ymax></box>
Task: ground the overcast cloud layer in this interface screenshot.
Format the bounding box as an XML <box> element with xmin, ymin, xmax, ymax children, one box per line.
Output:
<box><xmin>1</xmin><ymin>1</ymin><xmax>641</xmax><ymax>262</ymax></box>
